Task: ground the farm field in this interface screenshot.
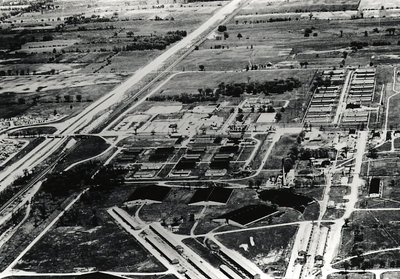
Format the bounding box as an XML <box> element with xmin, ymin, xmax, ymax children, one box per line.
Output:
<box><xmin>0</xmin><ymin>83</ymin><xmax>117</xmax><ymax>119</ymax></box>
<box><xmin>178</xmin><ymin>15</ymin><xmax>400</xmax><ymax>73</ymax></box>
<box><xmin>359</xmin><ymin>0</ymin><xmax>400</xmax><ymax>10</ymax></box>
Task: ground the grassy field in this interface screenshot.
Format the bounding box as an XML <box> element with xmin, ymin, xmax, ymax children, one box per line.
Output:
<box><xmin>382</xmin><ymin>271</ymin><xmax>400</xmax><ymax>278</ymax></box>
<box><xmin>54</xmin><ymin>136</ymin><xmax>110</xmax><ymax>172</ymax></box>
<box><xmin>387</xmin><ymin>72</ymin><xmax>400</xmax><ymax>130</ymax></box>
<box><xmin>216</xmin><ymin>225</ymin><xmax>298</xmax><ymax>277</ymax></box>
<box><xmin>264</xmin><ymin>134</ymin><xmax>298</xmax><ymax>170</ymax></box>
<box><xmin>336</xmin><ymin>210</ymin><xmax>400</xmax><ymax>267</ymax></box>
<box><xmin>240</xmin><ymin>0</ymin><xmax>360</xmax><ymax>15</ymax></box>
<box><xmin>177</xmin><ymin>16</ymin><xmax>400</xmax><ymax>72</ymax></box>
<box><xmin>15</xmin><ymin>212</ymin><xmax>165</xmax><ymax>273</ymax></box>
<box><xmin>358</xmin><ymin>152</ymin><xmax>400</xmax><ymax>208</ymax></box>
<box><xmin>159</xmin><ymin>70</ymin><xmax>315</xmax><ymax>95</ymax></box>
<box><xmin>0</xmin><ymin>83</ymin><xmax>117</xmax><ymax>119</ymax></box>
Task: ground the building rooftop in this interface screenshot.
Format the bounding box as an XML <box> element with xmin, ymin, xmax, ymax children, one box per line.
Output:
<box><xmin>189</xmin><ymin>187</ymin><xmax>233</xmax><ymax>205</ymax></box>
<box><xmin>216</xmin><ymin>204</ymin><xmax>278</xmax><ymax>226</ymax></box>
<box><xmin>127</xmin><ymin>185</ymin><xmax>171</xmax><ymax>202</ymax></box>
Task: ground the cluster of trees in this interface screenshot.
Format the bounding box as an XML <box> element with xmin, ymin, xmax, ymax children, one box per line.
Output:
<box><xmin>65</xmin><ymin>15</ymin><xmax>113</xmax><ymax>25</ymax></box>
<box><xmin>236</xmin><ymin>18</ymin><xmax>300</xmax><ymax>25</ymax></box>
<box><xmin>0</xmin><ymin>69</ymin><xmax>33</xmax><ymax>76</ymax></box>
<box><xmin>148</xmin><ymin>88</ymin><xmax>219</xmax><ymax>104</ymax></box>
<box><xmin>113</xmin><ymin>30</ymin><xmax>187</xmax><ymax>51</ymax></box>
<box><xmin>154</xmin><ymin>15</ymin><xmax>174</xmax><ymax>21</ymax></box>
<box><xmin>215</xmin><ymin>77</ymin><xmax>301</xmax><ymax>97</ymax></box>
<box><xmin>217</xmin><ymin>25</ymin><xmax>227</xmax><ymax>32</ymax></box>
<box><xmin>41</xmin><ymin>163</ymin><xmax>125</xmax><ymax>198</ymax></box>
<box><xmin>11</xmin><ymin>94</ymin><xmax>90</xmax><ymax>108</ymax></box>
<box><xmin>304</xmin><ymin>27</ymin><xmax>317</xmax><ymax>37</ymax></box>
<box><xmin>350</xmin><ymin>40</ymin><xmax>394</xmax><ymax>50</ymax></box>
<box><xmin>311</xmin><ymin>75</ymin><xmax>332</xmax><ymax>92</ymax></box>
<box><xmin>298</xmin><ymin>148</ymin><xmax>333</xmax><ymax>160</ymax></box>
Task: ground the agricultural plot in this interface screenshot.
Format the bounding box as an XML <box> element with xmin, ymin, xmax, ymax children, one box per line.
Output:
<box><xmin>178</xmin><ymin>15</ymin><xmax>400</xmax><ymax>74</ymax></box>
<box><xmin>0</xmin><ymin>1</ymin><xmax>224</xmax><ymax>76</ymax></box>
<box><xmin>0</xmin><ymin>74</ymin><xmax>123</xmax><ymax>94</ymax></box>
<box><xmin>359</xmin><ymin>0</ymin><xmax>400</xmax><ymax>10</ymax></box>
<box><xmin>0</xmin><ymin>83</ymin><xmax>117</xmax><ymax>119</ymax></box>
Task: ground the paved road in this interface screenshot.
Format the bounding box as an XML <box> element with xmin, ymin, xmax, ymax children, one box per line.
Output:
<box><xmin>321</xmin><ymin>131</ymin><xmax>368</xmax><ymax>279</ymax></box>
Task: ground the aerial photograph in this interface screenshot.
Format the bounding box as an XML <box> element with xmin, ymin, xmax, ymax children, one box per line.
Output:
<box><xmin>1</xmin><ymin>0</ymin><xmax>400</xmax><ymax>278</ymax></box>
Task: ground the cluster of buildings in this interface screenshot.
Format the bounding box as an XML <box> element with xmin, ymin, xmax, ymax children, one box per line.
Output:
<box><xmin>0</xmin><ymin>114</ymin><xmax>62</xmax><ymax>132</ymax></box>
<box><xmin>341</xmin><ymin>68</ymin><xmax>376</xmax><ymax>124</ymax></box>
<box><xmin>304</xmin><ymin>70</ymin><xmax>345</xmax><ymax>124</ymax></box>
<box><xmin>0</xmin><ymin>138</ymin><xmax>26</xmax><ymax>166</ymax></box>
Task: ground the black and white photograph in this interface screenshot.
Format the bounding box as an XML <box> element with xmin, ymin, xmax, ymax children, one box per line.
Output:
<box><xmin>0</xmin><ymin>0</ymin><xmax>399</xmax><ymax>278</ymax></box>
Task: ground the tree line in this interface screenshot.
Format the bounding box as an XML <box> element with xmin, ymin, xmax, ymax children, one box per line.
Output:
<box><xmin>215</xmin><ymin>77</ymin><xmax>302</xmax><ymax>97</ymax></box>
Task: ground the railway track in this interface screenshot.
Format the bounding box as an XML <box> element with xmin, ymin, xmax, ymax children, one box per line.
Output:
<box><xmin>0</xmin><ymin>0</ymin><xmax>249</xmax><ymax>224</ymax></box>
<box><xmin>0</xmin><ymin>141</ymin><xmax>78</xmax><ymax>216</ymax></box>
<box><xmin>92</xmin><ymin>0</ymin><xmax>251</xmax><ymax>133</ymax></box>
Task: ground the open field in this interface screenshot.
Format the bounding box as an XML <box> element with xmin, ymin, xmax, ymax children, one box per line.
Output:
<box><xmin>0</xmin><ymin>83</ymin><xmax>117</xmax><ymax>119</ymax></box>
<box><xmin>0</xmin><ymin>74</ymin><xmax>123</xmax><ymax>94</ymax></box>
<box><xmin>0</xmin><ymin>1</ymin><xmax>225</xmax><ymax>76</ymax></box>
<box><xmin>16</xmin><ymin>212</ymin><xmax>165</xmax><ymax>273</ymax></box>
<box><xmin>158</xmin><ymin>70</ymin><xmax>314</xmax><ymax>95</ymax></box>
<box><xmin>336</xmin><ymin>210</ymin><xmax>400</xmax><ymax>269</ymax></box>
<box><xmin>216</xmin><ymin>225</ymin><xmax>298</xmax><ymax>277</ymax></box>
<box><xmin>382</xmin><ymin>271</ymin><xmax>400</xmax><ymax>278</ymax></box>
<box><xmin>54</xmin><ymin>136</ymin><xmax>110</xmax><ymax>172</ymax></box>
<box><xmin>264</xmin><ymin>134</ymin><xmax>298</xmax><ymax>170</ymax></box>
<box><xmin>178</xmin><ymin>16</ymin><xmax>400</xmax><ymax>72</ymax></box>
<box><xmin>359</xmin><ymin>0</ymin><xmax>400</xmax><ymax>10</ymax></box>
<box><xmin>240</xmin><ymin>0</ymin><xmax>361</xmax><ymax>15</ymax></box>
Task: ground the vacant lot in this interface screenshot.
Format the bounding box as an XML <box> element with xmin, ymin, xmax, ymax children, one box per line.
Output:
<box><xmin>216</xmin><ymin>225</ymin><xmax>298</xmax><ymax>277</ymax></box>
<box><xmin>16</xmin><ymin>213</ymin><xmax>165</xmax><ymax>273</ymax></box>
<box><xmin>264</xmin><ymin>134</ymin><xmax>298</xmax><ymax>170</ymax></box>
<box><xmin>382</xmin><ymin>271</ymin><xmax>400</xmax><ymax>279</ymax></box>
<box><xmin>336</xmin><ymin>210</ymin><xmax>400</xmax><ymax>269</ymax></box>
<box><xmin>54</xmin><ymin>136</ymin><xmax>110</xmax><ymax>172</ymax></box>
<box><xmin>159</xmin><ymin>70</ymin><xmax>314</xmax><ymax>95</ymax></box>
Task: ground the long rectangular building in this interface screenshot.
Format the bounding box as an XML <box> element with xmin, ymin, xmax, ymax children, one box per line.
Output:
<box><xmin>219</xmin><ymin>247</ymin><xmax>261</xmax><ymax>279</ymax></box>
